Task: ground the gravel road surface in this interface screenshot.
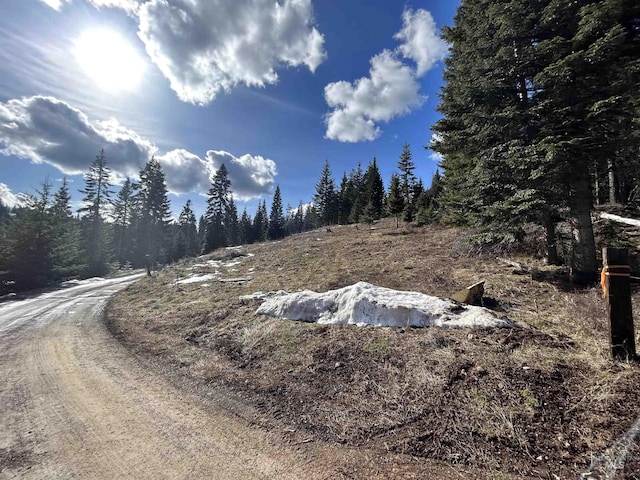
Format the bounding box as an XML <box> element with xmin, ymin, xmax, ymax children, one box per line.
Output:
<box><xmin>0</xmin><ymin>274</ymin><xmax>312</xmax><ymax>479</ymax></box>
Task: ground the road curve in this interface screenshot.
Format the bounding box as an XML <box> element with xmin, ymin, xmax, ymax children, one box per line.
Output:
<box><xmin>0</xmin><ymin>275</ymin><xmax>312</xmax><ymax>479</ymax></box>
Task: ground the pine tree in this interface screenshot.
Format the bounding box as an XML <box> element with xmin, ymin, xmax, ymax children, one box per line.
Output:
<box><xmin>252</xmin><ymin>201</ymin><xmax>268</xmax><ymax>243</ymax></box>
<box><xmin>347</xmin><ymin>163</ymin><xmax>365</xmax><ymax>224</ymax></box>
<box><xmin>177</xmin><ymin>199</ymin><xmax>198</xmax><ymax>257</ymax></box>
<box><xmin>387</xmin><ymin>174</ymin><xmax>404</xmax><ymax>228</ymax></box>
<box><xmin>239</xmin><ymin>208</ymin><xmax>253</xmax><ymax>244</ymax></box>
<box><xmin>361</xmin><ymin>200</ymin><xmax>377</xmax><ymax>234</ymax></box>
<box><xmin>226</xmin><ymin>196</ymin><xmax>240</xmax><ymax>246</ymax></box>
<box><xmin>79</xmin><ymin>150</ymin><xmax>113</xmax><ymax>276</ymax></box>
<box><xmin>268</xmin><ymin>185</ymin><xmax>285</xmax><ymax>240</ymax></box>
<box><xmin>337</xmin><ymin>173</ymin><xmax>352</xmax><ymax>225</ymax></box>
<box><xmin>51</xmin><ymin>178</ymin><xmax>84</xmax><ymax>279</ymax></box>
<box><xmin>52</xmin><ymin>177</ymin><xmax>72</xmax><ymax>218</ymax></box>
<box><xmin>111</xmin><ymin>178</ymin><xmax>136</xmax><ymax>266</ymax></box>
<box><xmin>363</xmin><ymin>158</ymin><xmax>385</xmax><ymax>220</ymax></box>
<box><xmin>79</xmin><ymin>149</ymin><xmax>112</xmax><ymax>220</ymax></box>
<box><xmin>204</xmin><ymin>164</ymin><xmax>232</xmax><ymax>253</ymax></box>
<box><xmin>197</xmin><ymin>215</ymin><xmax>206</xmax><ymax>252</ymax></box>
<box><xmin>433</xmin><ymin>0</ymin><xmax>560</xmax><ymax>251</ymax></box>
<box><xmin>314</xmin><ymin>160</ymin><xmax>337</xmax><ymax>226</ymax></box>
<box><xmin>137</xmin><ymin>157</ymin><xmax>171</xmax><ymax>265</ymax></box>
<box><xmin>398</xmin><ymin>143</ymin><xmax>416</xmax><ymax>207</ymax></box>
<box><xmin>533</xmin><ymin>0</ymin><xmax>639</xmax><ymax>280</ymax></box>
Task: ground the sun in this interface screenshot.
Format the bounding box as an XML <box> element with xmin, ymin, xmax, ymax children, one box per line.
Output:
<box><xmin>74</xmin><ymin>29</ymin><xmax>146</xmax><ymax>92</ymax></box>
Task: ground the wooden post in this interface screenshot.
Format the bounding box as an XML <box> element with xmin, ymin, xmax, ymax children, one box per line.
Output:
<box><xmin>602</xmin><ymin>247</ymin><xmax>636</xmax><ymax>360</ymax></box>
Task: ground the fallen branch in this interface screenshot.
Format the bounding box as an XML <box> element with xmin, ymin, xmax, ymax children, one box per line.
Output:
<box><xmin>600</xmin><ymin>212</ymin><xmax>640</xmax><ymax>227</ymax></box>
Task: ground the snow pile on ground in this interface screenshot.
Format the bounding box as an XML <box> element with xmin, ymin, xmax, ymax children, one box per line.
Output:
<box><xmin>177</xmin><ymin>274</ymin><xmax>219</xmax><ymax>285</ymax></box>
<box><xmin>242</xmin><ymin>282</ymin><xmax>513</xmax><ymax>328</ymax></box>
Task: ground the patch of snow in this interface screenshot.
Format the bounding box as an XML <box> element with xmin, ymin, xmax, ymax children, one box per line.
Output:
<box><xmin>200</xmin><ymin>283</ymin><xmax>211</xmax><ymax>287</ymax></box>
<box><xmin>249</xmin><ymin>282</ymin><xmax>513</xmax><ymax>329</ymax></box>
<box><xmin>225</xmin><ymin>245</ymin><xmax>244</xmax><ymax>250</ymax></box>
<box><xmin>60</xmin><ymin>277</ymin><xmax>105</xmax><ymax>287</ymax></box>
<box><xmin>177</xmin><ymin>274</ymin><xmax>218</xmax><ymax>285</ymax></box>
<box><xmin>240</xmin><ymin>291</ymin><xmax>288</xmax><ymax>302</ymax></box>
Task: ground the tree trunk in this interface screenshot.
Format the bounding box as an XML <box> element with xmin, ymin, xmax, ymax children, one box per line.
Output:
<box><xmin>593</xmin><ymin>162</ymin><xmax>600</xmax><ymax>206</ymax></box>
<box><xmin>569</xmin><ymin>170</ymin><xmax>598</xmax><ymax>283</ymax></box>
<box><xmin>607</xmin><ymin>157</ymin><xmax>616</xmax><ymax>204</ymax></box>
<box><xmin>544</xmin><ymin>212</ymin><xmax>559</xmax><ymax>265</ymax></box>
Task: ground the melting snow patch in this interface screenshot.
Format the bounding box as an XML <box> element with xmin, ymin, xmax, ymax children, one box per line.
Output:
<box><xmin>246</xmin><ymin>282</ymin><xmax>513</xmax><ymax>328</ymax></box>
<box><xmin>178</xmin><ymin>274</ymin><xmax>218</xmax><ymax>285</ymax></box>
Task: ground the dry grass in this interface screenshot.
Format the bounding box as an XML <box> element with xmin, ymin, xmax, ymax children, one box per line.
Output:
<box><xmin>106</xmin><ymin>218</ymin><xmax>640</xmax><ymax>479</ymax></box>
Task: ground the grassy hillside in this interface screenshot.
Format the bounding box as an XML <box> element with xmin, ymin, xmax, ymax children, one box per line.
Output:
<box><xmin>106</xmin><ymin>219</ymin><xmax>640</xmax><ymax>479</ymax></box>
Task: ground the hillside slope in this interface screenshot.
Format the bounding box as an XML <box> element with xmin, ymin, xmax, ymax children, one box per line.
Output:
<box><xmin>107</xmin><ymin>219</ymin><xmax>640</xmax><ymax>479</ymax></box>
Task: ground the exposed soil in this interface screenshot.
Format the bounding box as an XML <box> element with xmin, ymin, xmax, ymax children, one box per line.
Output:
<box><xmin>107</xmin><ymin>219</ymin><xmax>640</xmax><ymax>479</ymax></box>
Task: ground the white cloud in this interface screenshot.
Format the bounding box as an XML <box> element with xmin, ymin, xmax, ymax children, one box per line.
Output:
<box><xmin>87</xmin><ymin>0</ymin><xmax>141</xmax><ymax>14</ymax></box>
<box><xmin>205</xmin><ymin>150</ymin><xmax>277</xmax><ymax>200</ymax></box>
<box><xmin>136</xmin><ymin>0</ymin><xmax>326</xmax><ymax>104</ymax></box>
<box><xmin>394</xmin><ymin>9</ymin><xmax>448</xmax><ymax>76</ymax></box>
<box><xmin>324</xmin><ymin>51</ymin><xmax>424</xmax><ymax>142</ymax></box>
<box><xmin>38</xmin><ymin>0</ymin><xmax>71</xmax><ymax>10</ymax></box>
<box><xmin>0</xmin><ymin>183</ymin><xmax>26</xmax><ymax>209</ymax></box>
<box><xmin>157</xmin><ymin>149</ymin><xmax>212</xmax><ymax>195</ymax></box>
<box><xmin>0</xmin><ymin>96</ymin><xmax>155</xmax><ymax>181</ymax></box>
<box><xmin>0</xmin><ymin>96</ymin><xmax>278</xmax><ymax>198</ymax></box>
<box><xmin>428</xmin><ymin>132</ymin><xmax>443</xmax><ymax>162</ymax></box>
<box><xmin>39</xmin><ymin>0</ymin><xmax>140</xmax><ymax>14</ymax></box>
<box><xmin>324</xmin><ymin>8</ymin><xmax>446</xmax><ymax>143</ymax></box>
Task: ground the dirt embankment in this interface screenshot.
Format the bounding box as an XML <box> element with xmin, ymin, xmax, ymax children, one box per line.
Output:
<box><xmin>107</xmin><ymin>220</ymin><xmax>640</xmax><ymax>479</ymax></box>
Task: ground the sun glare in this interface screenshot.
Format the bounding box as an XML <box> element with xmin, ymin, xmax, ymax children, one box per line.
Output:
<box><xmin>74</xmin><ymin>29</ymin><xmax>145</xmax><ymax>92</ymax></box>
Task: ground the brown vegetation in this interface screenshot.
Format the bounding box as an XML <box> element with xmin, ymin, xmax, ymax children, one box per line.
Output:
<box><xmin>106</xmin><ymin>218</ymin><xmax>640</xmax><ymax>479</ymax></box>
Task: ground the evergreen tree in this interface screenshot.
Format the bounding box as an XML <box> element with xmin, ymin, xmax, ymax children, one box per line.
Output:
<box><xmin>79</xmin><ymin>149</ymin><xmax>112</xmax><ymax>220</ymax></box>
<box><xmin>52</xmin><ymin>177</ymin><xmax>72</xmax><ymax>218</ymax></box>
<box><xmin>252</xmin><ymin>201</ymin><xmax>268</xmax><ymax>243</ymax></box>
<box><xmin>204</xmin><ymin>164</ymin><xmax>232</xmax><ymax>253</ymax></box>
<box><xmin>226</xmin><ymin>196</ymin><xmax>240</xmax><ymax>246</ymax></box>
<box><xmin>78</xmin><ymin>150</ymin><xmax>113</xmax><ymax>275</ymax></box>
<box><xmin>533</xmin><ymin>0</ymin><xmax>639</xmax><ymax>280</ymax></box>
<box><xmin>336</xmin><ymin>173</ymin><xmax>351</xmax><ymax>225</ymax></box>
<box><xmin>51</xmin><ymin>178</ymin><xmax>84</xmax><ymax>279</ymax></box>
<box><xmin>197</xmin><ymin>215</ymin><xmax>206</xmax><ymax>252</ymax></box>
<box><xmin>398</xmin><ymin>143</ymin><xmax>416</xmax><ymax>207</ymax></box>
<box><xmin>314</xmin><ymin>160</ymin><xmax>337</xmax><ymax>226</ymax></box>
<box><xmin>239</xmin><ymin>208</ymin><xmax>253</xmax><ymax>244</ymax></box>
<box><xmin>361</xmin><ymin>200</ymin><xmax>377</xmax><ymax>234</ymax></box>
<box><xmin>268</xmin><ymin>185</ymin><xmax>285</xmax><ymax>240</ymax></box>
<box><xmin>363</xmin><ymin>158</ymin><xmax>385</xmax><ymax>219</ymax></box>
<box><xmin>387</xmin><ymin>174</ymin><xmax>404</xmax><ymax>228</ymax></box>
<box><xmin>137</xmin><ymin>157</ymin><xmax>171</xmax><ymax>265</ymax></box>
<box><xmin>111</xmin><ymin>178</ymin><xmax>136</xmax><ymax>266</ymax></box>
<box><xmin>348</xmin><ymin>163</ymin><xmax>366</xmax><ymax>223</ymax></box>
<box><xmin>433</xmin><ymin>0</ymin><xmax>559</xmax><ymax>252</ymax></box>
<box><xmin>177</xmin><ymin>199</ymin><xmax>198</xmax><ymax>257</ymax></box>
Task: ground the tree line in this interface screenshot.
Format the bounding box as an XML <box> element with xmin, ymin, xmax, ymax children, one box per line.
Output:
<box><xmin>0</xmin><ymin>142</ymin><xmax>442</xmax><ymax>294</ymax></box>
<box><xmin>431</xmin><ymin>0</ymin><xmax>639</xmax><ymax>282</ymax></box>
<box><xmin>311</xmin><ymin>144</ymin><xmax>442</xmax><ymax>230</ymax></box>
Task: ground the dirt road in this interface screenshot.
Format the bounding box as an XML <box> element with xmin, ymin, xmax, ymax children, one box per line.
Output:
<box><xmin>0</xmin><ymin>275</ymin><xmax>314</xmax><ymax>479</ymax></box>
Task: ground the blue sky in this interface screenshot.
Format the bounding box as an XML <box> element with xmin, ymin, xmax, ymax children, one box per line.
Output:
<box><xmin>0</xmin><ymin>0</ymin><xmax>458</xmax><ymax>218</ymax></box>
